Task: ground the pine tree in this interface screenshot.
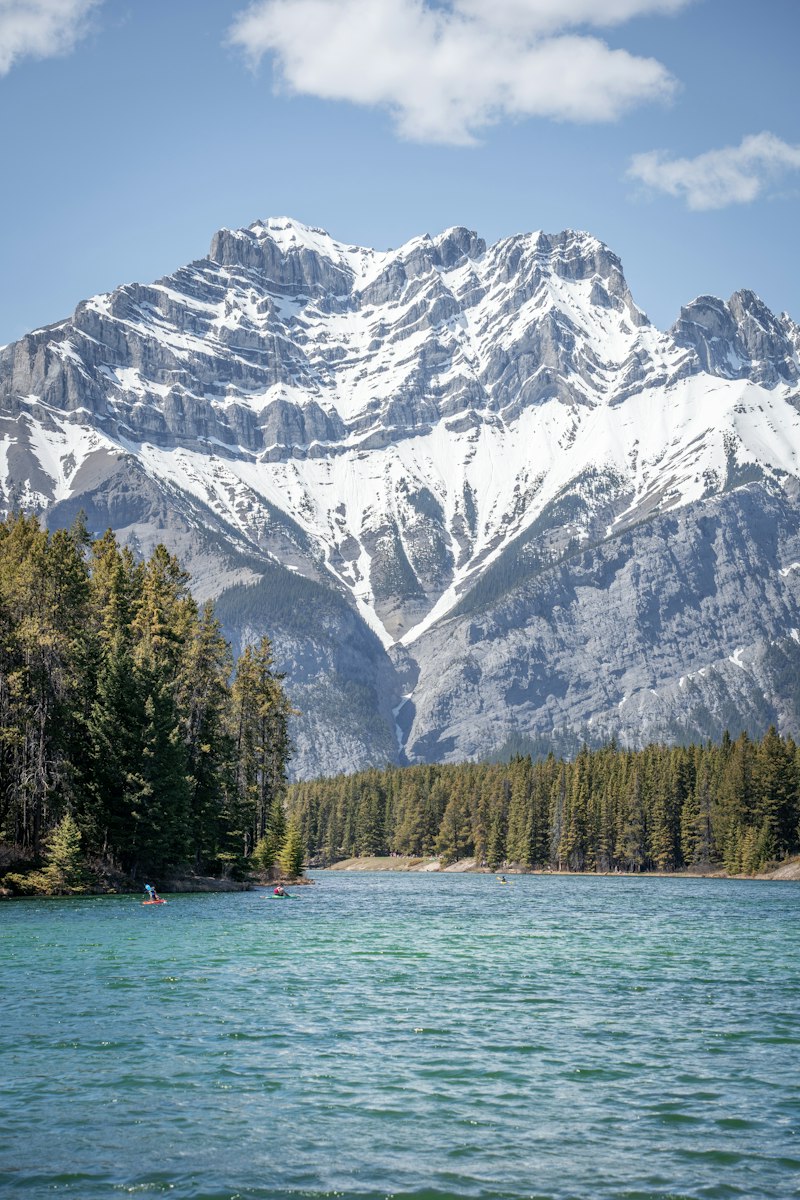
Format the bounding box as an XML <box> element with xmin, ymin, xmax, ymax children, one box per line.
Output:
<box><xmin>560</xmin><ymin>750</ymin><xmax>590</xmax><ymax>870</ymax></box>
<box><xmin>393</xmin><ymin>768</ymin><xmax>429</xmax><ymax>854</ymax></box>
<box><xmin>356</xmin><ymin>787</ymin><xmax>384</xmax><ymax>855</ymax></box>
<box><xmin>615</xmin><ymin>769</ymin><xmax>645</xmax><ymax>871</ymax></box>
<box><xmin>723</xmin><ymin>822</ymin><xmax>743</xmax><ymax>875</ymax></box>
<box><xmin>422</xmin><ymin>775</ymin><xmax>449</xmax><ymax>855</ymax></box>
<box><xmin>42</xmin><ymin>812</ymin><xmax>86</xmax><ymax>892</ymax></box>
<box><xmin>127</xmin><ymin>685</ymin><xmax>190</xmax><ymax>876</ymax></box>
<box><xmin>435</xmin><ymin>787</ymin><xmax>471</xmax><ymax>865</ymax></box>
<box><xmin>178</xmin><ymin>603</ymin><xmax>235</xmax><ymax>869</ymax></box>
<box><xmin>739</xmin><ymin>825</ymin><xmax>761</xmax><ymax>874</ymax></box>
<box><xmin>87</xmin><ymin>633</ymin><xmax>143</xmax><ymax>861</ymax></box>
<box><xmin>279</xmin><ymin>820</ymin><xmax>305</xmax><ymax>879</ymax></box>
<box><xmin>754</xmin><ymin>726</ymin><xmax>795</xmax><ymax>855</ymax></box>
<box><xmin>0</xmin><ymin>519</ymin><xmax>300</xmax><ymax>890</ymax></box>
<box><xmin>550</xmin><ymin>766</ymin><xmax>567</xmax><ymax>868</ymax></box>
<box><xmin>232</xmin><ymin>637</ymin><xmax>292</xmax><ymax>857</ymax></box>
<box><xmin>252</xmin><ymin>833</ymin><xmax>278</xmax><ymax>873</ymax></box>
<box><xmin>506</xmin><ymin>758</ymin><xmax>533</xmax><ymax>865</ymax></box>
<box><xmin>486</xmin><ymin>808</ymin><xmax>506</xmax><ymax>869</ymax></box>
<box><xmin>681</xmin><ymin>762</ymin><xmax>715</xmax><ymax>865</ymax></box>
<box><xmin>649</xmin><ymin>766</ymin><xmax>677</xmax><ymax>871</ymax></box>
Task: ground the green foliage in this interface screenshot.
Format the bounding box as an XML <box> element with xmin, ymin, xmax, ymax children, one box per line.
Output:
<box><xmin>232</xmin><ymin>637</ymin><xmax>292</xmax><ymax>859</ymax></box>
<box><xmin>0</xmin><ymin>514</ymin><xmax>294</xmax><ymax>888</ymax></box>
<box><xmin>252</xmin><ymin>831</ymin><xmax>281</xmax><ymax>873</ymax></box>
<box><xmin>435</xmin><ymin>787</ymin><xmax>471</xmax><ymax>866</ymax></box>
<box><xmin>2</xmin><ymin>871</ymin><xmax>48</xmax><ymax>896</ymax></box>
<box><xmin>287</xmin><ymin>728</ymin><xmax>800</xmax><ymax>877</ymax></box>
<box><xmin>42</xmin><ymin>813</ymin><xmax>86</xmax><ymax>891</ymax></box>
<box><xmin>279</xmin><ymin>820</ymin><xmax>305</xmax><ymax>879</ymax></box>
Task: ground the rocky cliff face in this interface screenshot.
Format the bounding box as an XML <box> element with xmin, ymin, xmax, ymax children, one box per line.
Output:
<box><xmin>2</xmin><ymin>217</ymin><xmax>800</xmax><ymax>775</ymax></box>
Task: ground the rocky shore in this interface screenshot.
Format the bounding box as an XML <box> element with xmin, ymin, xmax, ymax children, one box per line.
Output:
<box><xmin>1</xmin><ymin>864</ymin><xmax>311</xmax><ymax>899</ymax></box>
<box><xmin>323</xmin><ymin>855</ymin><xmax>800</xmax><ymax>880</ymax></box>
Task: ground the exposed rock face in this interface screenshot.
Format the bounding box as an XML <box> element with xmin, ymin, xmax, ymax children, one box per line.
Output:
<box><xmin>673</xmin><ymin>291</ymin><xmax>799</xmax><ymax>385</ymax></box>
<box><xmin>405</xmin><ymin>482</ymin><xmax>800</xmax><ymax>763</ymax></box>
<box><xmin>1</xmin><ymin>217</ymin><xmax>800</xmax><ymax>776</ymax></box>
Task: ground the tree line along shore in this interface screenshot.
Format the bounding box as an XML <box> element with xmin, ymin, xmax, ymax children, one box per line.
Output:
<box><xmin>286</xmin><ymin>730</ymin><xmax>800</xmax><ymax>877</ymax></box>
<box><xmin>0</xmin><ymin>513</ymin><xmax>302</xmax><ymax>897</ymax></box>
<box><xmin>3</xmin><ymin>511</ymin><xmax>800</xmax><ymax>897</ymax></box>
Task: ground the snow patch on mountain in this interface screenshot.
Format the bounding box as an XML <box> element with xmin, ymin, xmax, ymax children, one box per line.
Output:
<box><xmin>1</xmin><ymin>216</ymin><xmax>800</xmax><ymax>654</ymax></box>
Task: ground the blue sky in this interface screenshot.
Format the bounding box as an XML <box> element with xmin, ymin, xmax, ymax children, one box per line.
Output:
<box><xmin>0</xmin><ymin>0</ymin><xmax>798</xmax><ymax>344</ymax></box>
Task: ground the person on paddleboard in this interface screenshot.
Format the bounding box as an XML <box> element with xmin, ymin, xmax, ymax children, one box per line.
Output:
<box><xmin>273</xmin><ymin>884</ymin><xmax>286</xmax><ymax>896</ymax></box>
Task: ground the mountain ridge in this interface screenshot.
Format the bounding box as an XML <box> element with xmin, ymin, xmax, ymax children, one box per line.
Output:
<box><xmin>2</xmin><ymin>217</ymin><xmax>800</xmax><ymax>775</ymax></box>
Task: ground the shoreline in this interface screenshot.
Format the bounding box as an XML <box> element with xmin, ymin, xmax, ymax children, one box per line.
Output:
<box><xmin>321</xmin><ymin>854</ymin><xmax>800</xmax><ymax>882</ymax></box>
<box><xmin>0</xmin><ymin>873</ymin><xmax>312</xmax><ymax>901</ymax></box>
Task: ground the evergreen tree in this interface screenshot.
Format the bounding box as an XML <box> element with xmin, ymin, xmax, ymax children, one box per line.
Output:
<box><xmin>252</xmin><ymin>833</ymin><xmax>278</xmax><ymax>874</ymax></box>
<box><xmin>7</xmin><ymin>509</ymin><xmax>800</xmax><ymax>894</ymax></box>
<box><xmin>560</xmin><ymin>749</ymin><xmax>590</xmax><ymax>870</ymax></box>
<box><xmin>506</xmin><ymin>758</ymin><xmax>534</xmax><ymax>865</ymax></box>
<box><xmin>392</xmin><ymin>784</ymin><xmax>425</xmax><ymax>855</ymax></box>
<box><xmin>232</xmin><ymin>637</ymin><xmax>292</xmax><ymax>856</ymax></box>
<box><xmin>496</xmin><ymin>773</ymin><xmax>512</xmax><ymax>864</ymax></box>
<box><xmin>42</xmin><ymin>812</ymin><xmax>86</xmax><ymax>892</ymax></box>
<box><xmin>285</xmin><ymin>728</ymin><xmax>800</xmax><ymax>880</ymax></box>
<box><xmin>0</xmin><ymin>519</ymin><xmax>295</xmax><ymax>892</ymax></box>
<box><xmin>178</xmin><ymin>603</ymin><xmax>235</xmax><ymax>869</ymax></box>
<box><xmin>356</xmin><ymin>786</ymin><xmax>385</xmax><ymax>855</ymax></box>
<box><xmin>435</xmin><ymin>787</ymin><xmax>471</xmax><ymax>865</ymax></box>
<box><xmin>649</xmin><ymin>761</ymin><xmax>678</xmax><ymax>871</ymax></box>
<box><xmin>615</xmin><ymin>768</ymin><xmax>646</xmax><ymax>871</ymax></box>
<box><xmin>127</xmin><ymin>686</ymin><xmax>191</xmax><ymax>875</ymax></box>
<box><xmin>550</xmin><ymin>765</ymin><xmax>567</xmax><ymax>869</ymax></box>
<box><xmin>279</xmin><ymin>820</ymin><xmax>305</xmax><ymax>879</ymax></box>
<box><xmin>755</xmin><ymin>726</ymin><xmax>795</xmax><ymax>856</ymax></box>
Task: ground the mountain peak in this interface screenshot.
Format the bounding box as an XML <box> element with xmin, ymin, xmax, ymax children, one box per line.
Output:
<box><xmin>673</xmin><ymin>289</ymin><xmax>798</xmax><ymax>384</ymax></box>
<box><xmin>245</xmin><ymin>216</ymin><xmax>356</xmax><ymax>257</ymax></box>
<box><xmin>3</xmin><ymin>216</ymin><xmax>800</xmax><ymax>775</ymax></box>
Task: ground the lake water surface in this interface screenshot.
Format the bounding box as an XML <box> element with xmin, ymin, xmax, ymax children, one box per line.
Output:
<box><xmin>2</xmin><ymin>873</ymin><xmax>799</xmax><ymax>1199</ymax></box>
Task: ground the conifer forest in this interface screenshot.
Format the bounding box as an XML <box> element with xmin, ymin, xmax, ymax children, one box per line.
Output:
<box><xmin>288</xmin><ymin>730</ymin><xmax>800</xmax><ymax>875</ymax></box>
<box><xmin>3</xmin><ymin>511</ymin><xmax>799</xmax><ymax>894</ymax></box>
<box><xmin>0</xmin><ymin>513</ymin><xmax>293</xmax><ymax>891</ymax></box>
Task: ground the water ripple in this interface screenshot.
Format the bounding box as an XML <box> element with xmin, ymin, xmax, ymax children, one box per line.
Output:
<box><xmin>1</xmin><ymin>875</ymin><xmax>799</xmax><ymax>1199</ymax></box>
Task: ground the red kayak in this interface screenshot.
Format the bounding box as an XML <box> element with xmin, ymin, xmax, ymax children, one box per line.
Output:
<box><xmin>142</xmin><ymin>898</ymin><xmax>167</xmax><ymax>905</ymax></box>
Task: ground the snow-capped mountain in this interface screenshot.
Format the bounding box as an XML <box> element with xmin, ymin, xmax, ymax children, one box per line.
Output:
<box><xmin>2</xmin><ymin>217</ymin><xmax>800</xmax><ymax>775</ymax></box>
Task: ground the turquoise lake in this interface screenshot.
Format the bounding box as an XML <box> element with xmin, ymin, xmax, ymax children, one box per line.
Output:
<box><xmin>2</xmin><ymin>873</ymin><xmax>799</xmax><ymax>1200</ymax></box>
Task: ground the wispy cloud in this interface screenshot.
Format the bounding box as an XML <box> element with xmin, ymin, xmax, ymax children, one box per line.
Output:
<box><xmin>0</xmin><ymin>0</ymin><xmax>101</xmax><ymax>76</ymax></box>
<box><xmin>628</xmin><ymin>132</ymin><xmax>800</xmax><ymax>210</ymax></box>
<box><xmin>228</xmin><ymin>0</ymin><xmax>690</xmax><ymax>145</ymax></box>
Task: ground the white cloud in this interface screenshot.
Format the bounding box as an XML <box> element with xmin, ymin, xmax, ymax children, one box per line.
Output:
<box><xmin>455</xmin><ymin>0</ymin><xmax>691</xmax><ymax>35</ymax></box>
<box><xmin>628</xmin><ymin>132</ymin><xmax>800</xmax><ymax>210</ymax></box>
<box><xmin>228</xmin><ymin>0</ymin><xmax>688</xmax><ymax>144</ymax></box>
<box><xmin>0</xmin><ymin>0</ymin><xmax>101</xmax><ymax>76</ymax></box>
